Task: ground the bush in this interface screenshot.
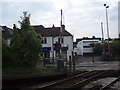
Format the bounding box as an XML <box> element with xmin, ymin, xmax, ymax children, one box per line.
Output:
<box><xmin>11</xmin><ymin>12</ymin><xmax>42</xmax><ymax>68</ymax></box>
<box><xmin>3</xmin><ymin>12</ymin><xmax>42</xmax><ymax>68</ymax></box>
<box><xmin>94</xmin><ymin>40</ymin><xmax>120</xmax><ymax>60</ymax></box>
<box><xmin>110</xmin><ymin>40</ymin><xmax>120</xmax><ymax>60</ymax></box>
<box><xmin>2</xmin><ymin>39</ymin><xmax>16</xmax><ymax>68</ymax></box>
<box><xmin>94</xmin><ymin>43</ymin><xmax>102</xmax><ymax>55</ymax></box>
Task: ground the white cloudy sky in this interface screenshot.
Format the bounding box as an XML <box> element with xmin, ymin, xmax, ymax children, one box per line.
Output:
<box><xmin>1</xmin><ymin>0</ymin><xmax>119</xmax><ymax>41</ymax></box>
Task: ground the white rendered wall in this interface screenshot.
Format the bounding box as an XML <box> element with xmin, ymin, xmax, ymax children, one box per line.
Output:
<box><xmin>42</xmin><ymin>36</ymin><xmax>73</xmax><ymax>60</ymax></box>
<box><xmin>63</xmin><ymin>36</ymin><xmax>73</xmax><ymax>60</ymax></box>
<box><xmin>77</xmin><ymin>40</ymin><xmax>100</xmax><ymax>56</ymax></box>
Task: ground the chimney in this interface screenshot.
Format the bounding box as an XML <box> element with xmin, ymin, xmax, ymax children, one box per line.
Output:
<box><xmin>52</xmin><ymin>24</ymin><xmax>55</xmax><ymax>28</ymax></box>
<box><xmin>62</xmin><ymin>25</ymin><xmax>65</xmax><ymax>30</ymax></box>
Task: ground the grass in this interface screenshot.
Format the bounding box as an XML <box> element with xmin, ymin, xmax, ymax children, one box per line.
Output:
<box><xmin>3</xmin><ymin>66</ymin><xmax>86</xmax><ymax>79</ymax></box>
<box><xmin>3</xmin><ymin>66</ymin><xmax>57</xmax><ymax>79</ymax></box>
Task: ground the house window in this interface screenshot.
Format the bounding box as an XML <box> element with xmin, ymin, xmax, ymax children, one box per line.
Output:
<box><xmin>58</xmin><ymin>38</ymin><xmax>64</xmax><ymax>44</ymax></box>
<box><xmin>58</xmin><ymin>38</ymin><xmax>60</xmax><ymax>43</ymax></box>
<box><xmin>62</xmin><ymin>38</ymin><xmax>64</xmax><ymax>43</ymax></box>
<box><xmin>42</xmin><ymin>38</ymin><xmax>47</xmax><ymax>44</ymax></box>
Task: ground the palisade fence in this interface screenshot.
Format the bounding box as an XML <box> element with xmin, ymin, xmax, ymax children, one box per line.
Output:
<box><xmin>36</xmin><ymin>57</ymin><xmax>74</xmax><ymax>72</ymax></box>
<box><xmin>37</xmin><ymin>58</ymin><xmax>60</xmax><ymax>67</ymax></box>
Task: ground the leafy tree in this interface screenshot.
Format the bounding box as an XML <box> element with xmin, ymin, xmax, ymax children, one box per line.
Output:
<box><xmin>94</xmin><ymin>43</ymin><xmax>102</xmax><ymax>55</ymax></box>
<box><xmin>104</xmin><ymin>42</ymin><xmax>109</xmax><ymax>53</ymax></box>
<box><xmin>110</xmin><ymin>40</ymin><xmax>120</xmax><ymax>60</ymax></box>
<box><xmin>94</xmin><ymin>40</ymin><xmax>120</xmax><ymax>60</ymax></box>
<box><xmin>2</xmin><ymin>38</ymin><xmax>16</xmax><ymax>68</ymax></box>
<box><xmin>11</xmin><ymin>12</ymin><xmax>42</xmax><ymax>67</ymax></box>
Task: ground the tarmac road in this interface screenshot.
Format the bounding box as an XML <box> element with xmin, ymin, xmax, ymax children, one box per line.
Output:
<box><xmin>75</xmin><ymin>56</ymin><xmax>120</xmax><ymax>71</ymax></box>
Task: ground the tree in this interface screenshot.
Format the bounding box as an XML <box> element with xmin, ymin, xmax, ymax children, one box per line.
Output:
<box><xmin>94</xmin><ymin>40</ymin><xmax>120</xmax><ymax>60</ymax></box>
<box><xmin>2</xmin><ymin>38</ymin><xmax>16</xmax><ymax>68</ymax></box>
<box><xmin>110</xmin><ymin>40</ymin><xmax>120</xmax><ymax>60</ymax></box>
<box><xmin>94</xmin><ymin>43</ymin><xmax>102</xmax><ymax>56</ymax></box>
<box><xmin>11</xmin><ymin>12</ymin><xmax>42</xmax><ymax>67</ymax></box>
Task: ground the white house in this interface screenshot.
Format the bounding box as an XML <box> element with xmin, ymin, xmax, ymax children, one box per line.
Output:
<box><xmin>1</xmin><ymin>25</ymin><xmax>73</xmax><ymax>62</ymax></box>
<box><xmin>33</xmin><ymin>25</ymin><xmax>73</xmax><ymax>62</ymax></box>
<box><xmin>76</xmin><ymin>38</ymin><xmax>101</xmax><ymax>56</ymax></box>
<box><xmin>1</xmin><ymin>25</ymin><xmax>13</xmax><ymax>46</ymax></box>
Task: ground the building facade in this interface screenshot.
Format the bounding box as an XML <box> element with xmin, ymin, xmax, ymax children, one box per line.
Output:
<box><xmin>75</xmin><ymin>37</ymin><xmax>101</xmax><ymax>56</ymax></box>
<box><xmin>1</xmin><ymin>26</ymin><xmax>13</xmax><ymax>46</ymax></box>
<box><xmin>33</xmin><ymin>25</ymin><xmax>73</xmax><ymax>62</ymax></box>
<box><xmin>1</xmin><ymin>25</ymin><xmax>73</xmax><ymax>62</ymax></box>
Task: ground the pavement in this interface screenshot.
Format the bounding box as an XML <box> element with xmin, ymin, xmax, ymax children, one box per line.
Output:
<box><xmin>75</xmin><ymin>56</ymin><xmax>120</xmax><ymax>71</ymax></box>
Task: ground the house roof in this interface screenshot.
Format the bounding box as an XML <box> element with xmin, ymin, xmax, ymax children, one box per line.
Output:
<box><xmin>32</xmin><ymin>25</ymin><xmax>73</xmax><ymax>37</ymax></box>
<box><xmin>1</xmin><ymin>26</ymin><xmax>13</xmax><ymax>39</ymax></box>
<box><xmin>1</xmin><ymin>24</ymin><xmax>73</xmax><ymax>39</ymax></box>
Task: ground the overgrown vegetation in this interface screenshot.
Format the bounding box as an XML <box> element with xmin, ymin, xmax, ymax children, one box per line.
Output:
<box><xmin>94</xmin><ymin>40</ymin><xmax>120</xmax><ymax>60</ymax></box>
<box><xmin>2</xmin><ymin>12</ymin><xmax>42</xmax><ymax>68</ymax></box>
<box><xmin>2</xmin><ymin>38</ymin><xmax>16</xmax><ymax>68</ymax></box>
<box><xmin>110</xmin><ymin>40</ymin><xmax>120</xmax><ymax>60</ymax></box>
<box><xmin>93</xmin><ymin>43</ymin><xmax>102</xmax><ymax>55</ymax></box>
<box><xmin>3</xmin><ymin>66</ymin><xmax>56</xmax><ymax>79</ymax></box>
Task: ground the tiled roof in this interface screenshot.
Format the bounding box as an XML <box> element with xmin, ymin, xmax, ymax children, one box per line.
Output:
<box><xmin>1</xmin><ymin>26</ymin><xmax>13</xmax><ymax>39</ymax></box>
<box><xmin>32</xmin><ymin>25</ymin><xmax>73</xmax><ymax>37</ymax></box>
<box><xmin>1</xmin><ymin>25</ymin><xmax>73</xmax><ymax>39</ymax></box>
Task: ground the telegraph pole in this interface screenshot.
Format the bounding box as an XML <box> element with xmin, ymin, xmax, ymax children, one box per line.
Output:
<box><xmin>60</xmin><ymin>9</ymin><xmax>63</xmax><ymax>59</ymax></box>
<box><xmin>101</xmin><ymin>22</ymin><xmax>105</xmax><ymax>53</ymax></box>
<box><xmin>57</xmin><ymin>10</ymin><xmax>64</xmax><ymax>71</ymax></box>
<box><xmin>101</xmin><ymin>22</ymin><xmax>106</xmax><ymax>60</ymax></box>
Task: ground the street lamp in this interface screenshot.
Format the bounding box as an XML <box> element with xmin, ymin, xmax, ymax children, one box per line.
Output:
<box><xmin>104</xmin><ymin>4</ymin><xmax>110</xmax><ymax>59</ymax></box>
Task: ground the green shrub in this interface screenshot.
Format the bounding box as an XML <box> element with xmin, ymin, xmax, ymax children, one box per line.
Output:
<box><xmin>2</xmin><ymin>39</ymin><xmax>16</xmax><ymax>68</ymax></box>
<box><xmin>11</xmin><ymin>12</ymin><xmax>42</xmax><ymax>68</ymax></box>
<box><xmin>110</xmin><ymin>40</ymin><xmax>120</xmax><ymax>60</ymax></box>
<box><xmin>94</xmin><ymin>43</ymin><xmax>102</xmax><ymax>55</ymax></box>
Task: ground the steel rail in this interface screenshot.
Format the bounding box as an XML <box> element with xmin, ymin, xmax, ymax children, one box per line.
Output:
<box><xmin>67</xmin><ymin>70</ymin><xmax>111</xmax><ymax>89</ymax></box>
<box><xmin>23</xmin><ymin>66</ymin><xmax>119</xmax><ymax>90</ymax></box>
<box><xmin>40</xmin><ymin>70</ymin><xmax>104</xmax><ymax>89</ymax></box>
<box><xmin>100</xmin><ymin>76</ymin><xmax>120</xmax><ymax>90</ymax></box>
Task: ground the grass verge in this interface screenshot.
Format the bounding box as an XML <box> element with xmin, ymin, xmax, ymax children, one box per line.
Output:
<box><xmin>3</xmin><ymin>66</ymin><xmax>86</xmax><ymax>79</ymax></box>
<box><xmin>3</xmin><ymin>66</ymin><xmax>57</xmax><ymax>79</ymax></box>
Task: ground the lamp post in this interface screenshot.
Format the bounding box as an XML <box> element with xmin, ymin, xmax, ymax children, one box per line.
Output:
<box><xmin>104</xmin><ymin>4</ymin><xmax>110</xmax><ymax>59</ymax></box>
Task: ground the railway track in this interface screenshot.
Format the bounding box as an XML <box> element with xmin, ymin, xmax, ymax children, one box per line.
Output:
<box><xmin>40</xmin><ymin>70</ymin><xmax>102</xmax><ymax>88</ymax></box>
<box><xmin>28</xmin><ymin>67</ymin><xmax>119</xmax><ymax>90</ymax></box>
<box><xmin>81</xmin><ymin>66</ymin><xmax>120</xmax><ymax>90</ymax></box>
<box><xmin>4</xmin><ymin>66</ymin><xmax>119</xmax><ymax>90</ymax></box>
<box><xmin>28</xmin><ymin>70</ymin><xmax>104</xmax><ymax>89</ymax></box>
<box><xmin>81</xmin><ymin>67</ymin><xmax>120</xmax><ymax>90</ymax></box>
<box><xmin>100</xmin><ymin>76</ymin><xmax>120</xmax><ymax>90</ymax></box>
<box><xmin>83</xmin><ymin>76</ymin><xmax>120</xmax><ymax>90</ymax></box>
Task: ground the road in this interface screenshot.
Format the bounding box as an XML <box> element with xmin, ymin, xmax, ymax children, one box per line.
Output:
<box><xmin>75</xmin><ymin>56</ymin><xmax>120</xmax><ymax>71</ymax></box>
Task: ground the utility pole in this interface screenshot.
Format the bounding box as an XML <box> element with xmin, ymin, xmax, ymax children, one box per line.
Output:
<box><xmin>101</xmin><ymin>22</ymin><xmax>105</xmax><ymax>53</ymax></box>
<box><xmin>57</xmin><ymin>10</ymin><xmax>63</xmax><ymax>72</ymax></box>
<box><xmin>60</xmin><ymin>9</ymin><xmax>62</xmax><ymax>59</ymax></box>
<box><xmin>104</xmin><ymin>4</ymin><xmax>110</xmax><ymax>60</ymax></box>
